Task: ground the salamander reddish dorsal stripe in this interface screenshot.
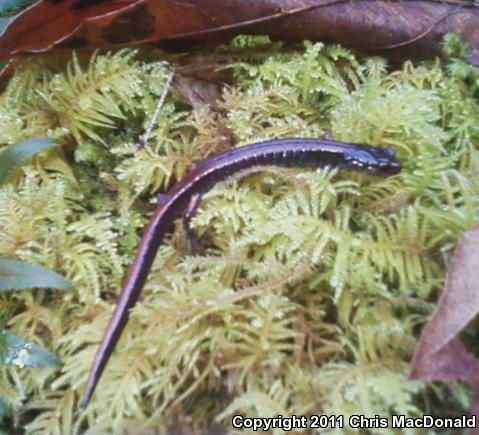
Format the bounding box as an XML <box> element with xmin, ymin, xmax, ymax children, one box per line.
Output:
<box><xmin>81</xmin><ymin>138</ymin><xmax>401</xmax><ymax>407</ymax></box>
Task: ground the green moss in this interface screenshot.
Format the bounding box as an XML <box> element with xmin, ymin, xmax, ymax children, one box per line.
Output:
<box><xmin>0</xmin><ymin>36</ymin><xmax>478</xmax><ymax>434</ymax></box>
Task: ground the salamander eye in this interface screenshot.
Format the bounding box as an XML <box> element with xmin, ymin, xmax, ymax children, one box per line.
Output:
<box><xmin>384</xmin><ymin>148</ymin><xmax>396</xmax><ymax>158</ymax></box>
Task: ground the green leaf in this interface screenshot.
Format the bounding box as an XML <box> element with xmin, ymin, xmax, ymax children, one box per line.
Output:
<box><xmin>0</xmin><ymin>397</ymin><xmax>8</xmax><ymax>419</ymax></box>
<box><xmin>0</xmin><ymin>137</ymin><xmax>57</xmax><ymax>185</ymax></box>
<box><xmin>1</xmin><ymin>332</ymin><xmax>59</xmax><ymax>368</ymax></box>
<box><xmin>0</xmin><ymin>0</ymin><xmax>19</xmax><ymax>14</ymax></box>
<box><xmin>0</xmin><ymin>258</ymin><xmax>72</xmax><ymax>291</ymax></box>
<box><xmin>0</xmin><ymin>17</ymin><xmax>9</xmax><ymax>35</ymax></box>
<box><xmin>0</xmin><ymin>0</ymin><xmax>34</xmax><ymax>16</ymax></box>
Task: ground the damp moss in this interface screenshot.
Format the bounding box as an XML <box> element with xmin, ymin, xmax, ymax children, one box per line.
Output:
<box><xmin>0</xmin><ymin>34</ymin><xmax>478</xmax><ymax>434</ymax></box>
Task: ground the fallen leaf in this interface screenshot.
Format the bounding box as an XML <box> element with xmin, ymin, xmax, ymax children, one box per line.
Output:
<box><xmin>1</xmin><ymin>331</ymin><xmax>59</xmax><ymax>368</ymax></box>
<box><xmin>0</xmin><ymin>0</ymin><xmax>478</xmax><ymax>64</ymax></box>
<box><xmin>173</xmin><ymin>73</ymin><xmax>223</xmax><ymax>112</ymax></box>
<box><xmin>409</xmin><ymin>226</ymin><xmax>479</xmax><ymax>420</ymax></box>
<box><xmin>0</xmin><ymin>137</ymin><xmax>57</xmax><ymax>185</ymax></box>
<box><xmin>0</xmin><ymin>258</ymin><xmax>72</xmax><ymax>291</ymax></box>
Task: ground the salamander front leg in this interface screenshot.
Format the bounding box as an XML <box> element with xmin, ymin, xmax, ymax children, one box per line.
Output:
<box><xmin>183</xmin><ymin>193</ymin><xmax>203</xmax><ymax>253</ymax></box>
<box><xmin>157</xmin><ymin>193</ymin><xmax>171</xmax><ymax>205</ymax></box>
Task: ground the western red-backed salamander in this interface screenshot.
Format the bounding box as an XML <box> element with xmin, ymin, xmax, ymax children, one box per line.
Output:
<box><xmin>81</xmin><ymin>138</ymin><xmax>401</xmax><ymax>407</ymax></box>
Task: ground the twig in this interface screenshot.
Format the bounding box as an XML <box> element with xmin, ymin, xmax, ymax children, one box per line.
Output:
<box><xmin>136</xmin><ymin>68</ymin><xmax>175</xmax><ymax>149</ymax></box>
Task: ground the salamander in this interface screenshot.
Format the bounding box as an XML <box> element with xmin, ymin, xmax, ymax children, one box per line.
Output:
<box><xmin>81</xmin><ymin>137</ymin><xmax>401</xmax><ymax>407</ymax></box>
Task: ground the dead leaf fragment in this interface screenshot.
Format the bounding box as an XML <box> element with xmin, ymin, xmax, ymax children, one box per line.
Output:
<box><xmin>410</xmin><ymin>225</ymin><xmax>479</xmax><ymax>422</ymax></box>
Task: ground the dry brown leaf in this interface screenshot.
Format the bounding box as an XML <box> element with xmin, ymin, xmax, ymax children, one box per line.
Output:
<box><xmin>410</xmin><ymin>225</ymin><xmax>479</xmax><ymax>422</ymax></box>
<box><xmin>0</xmin><ymin>0</ymin><xmax>478</xmax><ymax>64</ymax></box>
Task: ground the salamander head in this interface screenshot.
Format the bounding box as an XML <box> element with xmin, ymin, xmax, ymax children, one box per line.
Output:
<box><xmin>344</xmin><ymin>146</ymin><xmax>401</xmax><ymax>176</ymax></box>
<box><xmin>373</xmin><ymin>147</ymin><xmax>402</xmax><ymax>176</ymax></box>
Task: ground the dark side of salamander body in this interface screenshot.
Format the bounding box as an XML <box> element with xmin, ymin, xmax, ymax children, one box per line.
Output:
<box><xmin>81</xmin><ymin>138</ymin><xmax>401</xmax><ymax>408</ymax></box>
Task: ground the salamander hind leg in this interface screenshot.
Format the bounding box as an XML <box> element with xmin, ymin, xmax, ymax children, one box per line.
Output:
<box><xmin>183</xmin><ymin>193</ymin><xmax>203</xmax><ymax>253</ymax></box>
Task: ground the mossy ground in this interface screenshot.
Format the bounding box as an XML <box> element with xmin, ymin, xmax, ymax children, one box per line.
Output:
<box><xmin>0</xmin><ymin>35</ymin><xmax>479</xmax><ymax>434</ymax></box>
